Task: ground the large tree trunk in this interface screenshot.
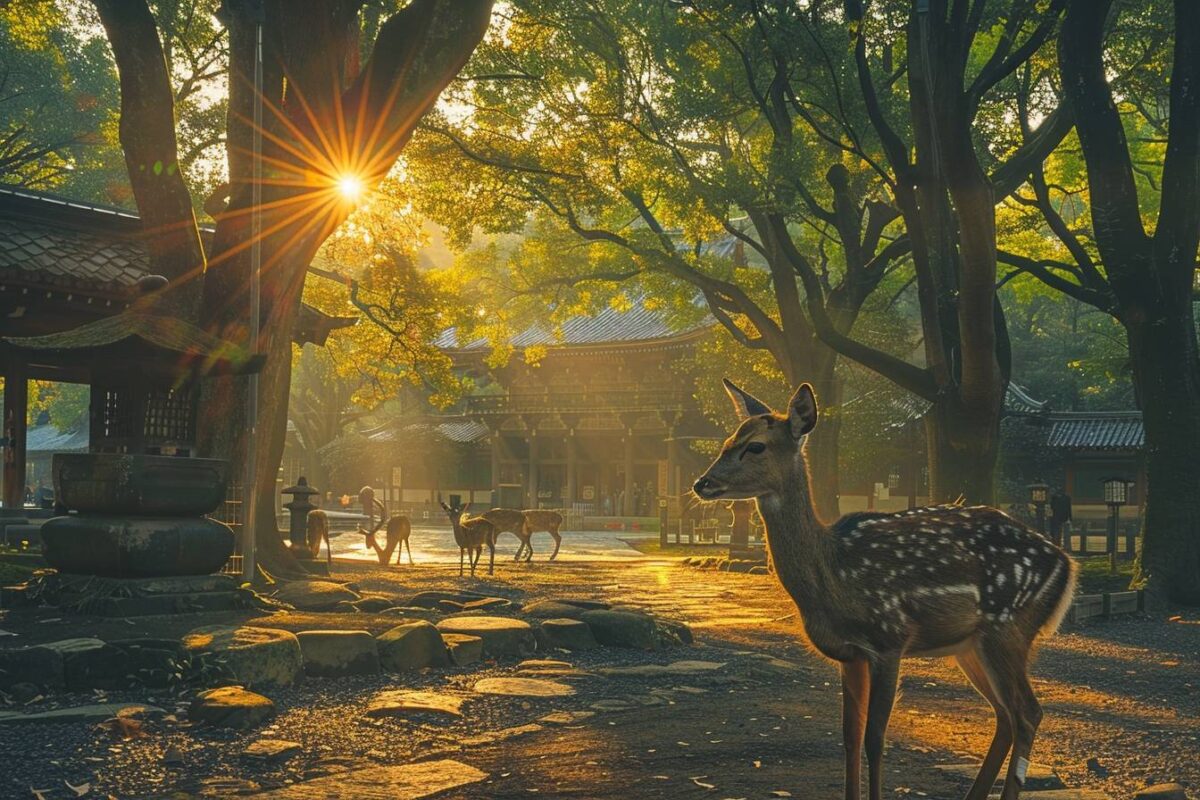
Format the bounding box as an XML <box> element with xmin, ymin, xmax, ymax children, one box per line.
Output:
<box><xmin>1128</xmin><ymin>304</ymin><xmax>1200</xmax><ymax>606</ymax></box>
<box><xmin>924</xmin><ymin>393</ymin><xmax>1001</xmax><ymax>505</ymax></box>
<box><xmin>804</xmin><ymin>361</ymin><xmax>842</xmax><ymax>522</ymax></box>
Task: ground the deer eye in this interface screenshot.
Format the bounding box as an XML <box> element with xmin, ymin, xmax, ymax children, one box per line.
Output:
<box><xmin>741</xmin><ymin>441</ymin><xmax>766</xmax><ymax>459</ymax></box>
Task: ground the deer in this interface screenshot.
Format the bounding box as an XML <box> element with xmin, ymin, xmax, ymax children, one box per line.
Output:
<box><xmin>517</xmin><ymin>509</ymin><xmax>565</xmax><ymax>561</ymax></box>
<box><xmin>365</xmin><ymin>514</ymin><xmax>414</xmax><ymax>566</ymax></box>
<box><xmin>693</xmin><ymin>379</ymin><xmax>1077</xmax><ymax>800</ymax></box>
<box><xmin>440</xmin><ymin>502</ymin><xmax>496</xmax><ymax>577</ymax></box>
<box><xmin>293</xmin><ymin>509</ymin><xmax>331</xmax><ymax>564</ymax></box>
<box><xmin>479</xmin><ymin>507</ymin><xmax>532</xmax><ymax>562</ymax></box>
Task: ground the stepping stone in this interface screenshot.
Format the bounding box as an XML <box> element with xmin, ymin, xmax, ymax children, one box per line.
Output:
<box><xmin>272</xmin><ymin>580</ymin><xmax>362</xmax><ymax>611</ymax></box>
<box><xmin>538</xmin><ymin>618</ymin><xmax>598</xmax><ymax>651</ymax></box>
<box><xmin>656</xmin><ymin>618</ymin><xmax>694</xmax><ymax>645</ymax></box>
<box><xmin>1134</xmin><ymin>785</ymin><xmax>1189</xmax><ymax>800</ymax></box>
<box><xmin>597</xmin><ymin>660</ymin><xmax>726</xmax><ymax>678</ymax></box>
<box><xmin>938</xmin><ymin>762</ymin><xmax>1064</xmax><ymax>791</ymax></box>
<box><xmin>251</xmin><ymin>759</ymin><xmax>487</xmax><ymax>798</ymax></box>
<box><xmin>0</xmin><ymin>643</ymin><xmax>65</xmax><ymax>691</ymax></box>
<box><xmin>297</xmin><ymin>630</ymin><xmax>380</xmax><ymax>677</ymax></box>
<box><xmin>442</xmin><ymin>634</ymin><xmax>484</xmax><ymax>666</ymax></box>
<box><xmin>0</xmin><ymin>702</ymin><xmax>163</xmax><ymax>725</ymax></box>
<box><xmin>539</xmin><ymin>710</ymin><xmax>595</xmax><ymax>725</ymax></box>
<box><xmin>364</xmin><ymin>690</ymin><xmax>468</xmax><ymax>719</ymax></box>
<box><xmin>517</xmin><ymin>659</ymin><xmax>573</xmax><ymax>670</ymax></box>
<box><xmin>986</xmin><ymin>792</ymin><xmax>1110</xmax><ymax>800</ymax></box>
<box><xmin>437</xmin><ymin>617</ymin><xmax>536</xmax><ymax>659</ymax></box>
<box><xmin>590</xmin><ymin>698</ymin><xmax>636</xmax><ymax>712</ymax></box>
<box><xmin>522</xmin><ymin>599</ymin><xmax>608</xmax><ymax>619</ymax></box>
<box><xmin>377</xmin><ymin>621</ymin><xmax>451</xmax><ymax>671</ymax></box>
<box><xmin>473</xmin><ymin>677</ymin><xmax>575</xmax><ymax>697</ymax></box>
<box><xmin>183</xmin><ymin>625</ymin><xmax>303</xmax><ymax>689</ymax></box>
<box><xmin>460</xmin><ymin>723</ymin><xmax>543</xmax><ymax>746</ymax></box>
<box><xmin>352</xmin><ymin>596</ymin><xmax>396</xmax><ymax>613</ymax></box>
<box><xmin>189</xmin><ymin>686</ymin><xmax>275</xmax><ymax>729</ymax></box>
<box><xmin>243</xmin><ymin>739</ymin><xmax>302</xmax><ymax>761</ymax></box>
<box><xmin>580</xmin><ymin>609</ymin><xmax>659</xmax><ymax>650</ymax></box>
<box><xmin>463</xmin><ymin>597</ymin><xmax>512</xmax><ymax>611</ymax></box>
<box><xmin>405</xmin><ymin>590</ymin><xmax>490</xmax><ymax>610</ymax></box>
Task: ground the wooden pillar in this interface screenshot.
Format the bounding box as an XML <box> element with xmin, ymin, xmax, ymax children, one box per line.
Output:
<box><xmin>2</xmin><ymin>366</ymin><xmax>28</xmax><ymax>510</ymax></box>
<box><xmin>565</xmin><ymin>431</ymin><xmax>577</xmax><ymax>509</ymax></box>
<box><xmin>489</xmin><ymin>431</ymin><xmax>501</xmax><ymax>506</ymax></box>
<box><xmin>666</xmin><ymin>430</ymin><xmax>679</xmax><ymax>497</ymax></box>
<box><xmin>622</xmin><ymin>430</ymin><xmax>635</xmax><ymax>516</ymax></box>
<box><xmin>527</xmin><ymin>431</ymin><xmax>538</xmax><ymax>509</ymax></box>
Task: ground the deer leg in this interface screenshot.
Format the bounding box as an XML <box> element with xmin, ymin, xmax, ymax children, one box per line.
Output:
<box><xmin>549</xmin><ymin>529</ymin><xmax>561</xmax><ymax>560</ymax></box>
<box><xmin>841</xmin><ymin>659</ymin><xmax>869</xmax><ymax>800</ymax></box>
<box><xmin>487</xmin><ymin>539</ymin><xmax>495</xmax><ymax>575</ymax></box>
<box><xmin>865</xmin><ymin>656</ymin><xmax>900</xmax><ymax>800</ymax></box>
<box><xmin>524</xmin><ymin>535</ymin><xmax>534</xmax><ymax>562</ymax></box>
<box><xmin>956</xmin><ymin>647</ymin><xmax>1013</xmax><ymax>800</ymax></box>
<box><xmin>405</xmin><ymin>537</ymin><xmax>414</xmax><ymax>566</ymax></box>
<box><xmin>980</xmin><ymin>634</ymin><xmax>1041</xmax><ymax>800</ymax></box>
<box><xmin>459</xmin><ymin>547</ymin><xmax>465</xmax><ymax>577</ymax></box>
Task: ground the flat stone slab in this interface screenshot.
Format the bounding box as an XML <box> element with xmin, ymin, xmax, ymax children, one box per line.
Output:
<box><xmin>539</xmin><ymin>710</ymin><xmax>595</xmax><ymax>725</ymax></box>
<box><xmin>296</xmin><ymin>630</ymin><xmax>380</xmax><ymax>677</ymax></box>
<box><xmin>365</xmin><ymin>690</ymin><xmax>468</xmax><ymax>718</ymax></box>
<box><xmin>189</xmin><ymin>686</ymin><xmax>276</xmax><ymax>729</ymax></box>
<box><xmin>580</xmin><ymin>609</ymin><xmax>659</xmax><ymax>650</ymax></box>
<box><xmin>936</xmin><ymin>762</ymin><xmax>1063</xmax><ymax>791</ymax></box>
<box><xmin>441</xmin><ymin>633</ymin><xmax>483</xmax><ymax>666</ymax></box>
<box><xmin>243</xmin><ymin>739</ymin><xmax>302</xmax><ymax>761</ymax></box>
<box><xmin>0</xmin><ymin>702</ymin><xmax>163</xmax><ymax>725</ymax></box>
<box><xmin>405</xmin><ymin>590</ymin><xmax>492</xmax><ymax>609</ymax></box>
<box><xmin>597</xmin><ymin>660</ymin><xmax>726</xmax><ymax>678</ymax></box>
<box><xmin>183</xmin><ymin>625</ymin><xmax>303</xmax><ymax>689</ymax></box>
<box><xmin>522</xmin><ymin>599</ymin><xmax>608</xmax><ymax>619</ymax></box>
<box><xmin>377</xmin><ymin>621</ymin><xmax>451</xmax><ymax>671</ymax></box>
<box><xmin>436</xmin><ymin>617</ymin><xmax>535</xmax><ymax>659</ymax></box>
<box><xmin>538</xmin><ymin>617</ymin><xmax>599</xmax><ymax>650</ymax></box>
<box><xmin>1133</xmin><ymin>785</ymin><xmax>1189</xmax><ymax>800</ymax></box>
<box><xmin>459</xmin><ymin>723</ymin><xmax>543</xmax><ymax>746</ymax></box>
<box><xmin>251</xmin><ymin>759</ymin><xmax>487</xmax><ymax>798</ymax></box>
<box><xmin>986</xmin><ymin>792</ymin><xmax>1110</xmax><ymax>800</ymax></box>
<box><xmin>473</xmin><ymin>677</ymin><xmax>575</xmax><ymax>697</ymax></box>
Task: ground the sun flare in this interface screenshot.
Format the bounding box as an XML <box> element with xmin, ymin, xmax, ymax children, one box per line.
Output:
<box><xmin>336</xmin><ymin>173</ymin><xmax>364</xmax><ymax>201</ymax></box>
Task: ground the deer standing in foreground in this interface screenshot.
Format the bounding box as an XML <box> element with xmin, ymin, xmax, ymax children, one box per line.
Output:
<box><xmin>479</xmin><ymin>508</ymin><xmax>532</xmax><ymax>562</ymax></box>
<box><xmin>440</xmin><ymin>502</ymin><xmax>496</xmax><ymax>577</ymax></box>
<box><xmin>517</xmin><ymin>509</ymin><xmax>564</xmax><ymax>561</ymax></box>
<box><xmin>693</xmin><ymin>380</ymin><xmax>1076</xmax><ymax>800</ymax></box>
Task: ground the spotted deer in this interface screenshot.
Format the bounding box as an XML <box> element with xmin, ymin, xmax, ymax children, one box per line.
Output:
<box><xmin>519</xmin><ymin>509</ymin><xmax>564</xmax><ymax>561</ymax></box>
<box><xmin>440</xmin><ymin>502</ymin><xmax>496</xmax><ymax>577</ymax></box>
<box><xmin>479</xmin><ymin>508</ymin><xmax>532</xmax><ymax>562</ymax></box>
<box><xmin>693</xmin><ymin>380</ymin><xmax>1076</xmax><ymax>800</ymax></box>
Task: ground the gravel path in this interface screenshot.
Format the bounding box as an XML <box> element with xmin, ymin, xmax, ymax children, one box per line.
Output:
<box><xmin>0</xmin><ymin>557</ymin><xmax>1196</xmax><ymax>799</ymax></box>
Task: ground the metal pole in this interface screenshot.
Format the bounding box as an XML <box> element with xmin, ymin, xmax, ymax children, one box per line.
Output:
<box><xmin>243</xmin><ymin>11</ymin><xmax>264</xmax><ymax>584</ymax></box>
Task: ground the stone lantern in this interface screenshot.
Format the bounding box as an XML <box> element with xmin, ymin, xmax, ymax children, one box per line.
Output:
<box><xmin>282</xmin><ymin>477</ymin><xmax>320</xmax><ymax>549</ymax></box>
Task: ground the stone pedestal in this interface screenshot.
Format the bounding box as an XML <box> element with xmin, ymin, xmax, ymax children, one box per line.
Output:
<box><xmin>8</xmin><ymin>573</ymin><xmax>255</xmax><ymax>617</ymax></box>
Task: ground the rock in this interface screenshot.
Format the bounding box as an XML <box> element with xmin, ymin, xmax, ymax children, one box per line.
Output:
<box><xmin>183</xmin><ymin>625</ymin><xmax>303</xmax><ymax>689</ymax></box>
<box><xmin>332</xmin><ymin>601</ymin><xmax>361</xmax><ymax>613</ymax></box>
<box><xmin>352</xmin><ymin>597</ymin><xmax>395</xmax><ymax>613</ymax></box>
<box><xmin>0</xmin><ymin>702</ymin><xmax>163</xmax><ymax>725</ymax></box>
<box><xmin>377</xmin><ymin>621</ymin><xmax>451</xmax><ymax>671</ymax></box>
<box><xmin>580</xmin><ymin>609</ymin><xmax>659</xmax><ymax>650</ymax></box>
<box><xmin>473</xmin><ymin>677</ymin><xmax>575</xmax><ymax>697</ymax></box>
<box><xmin>522</xmin><ymin>598</ymin><xmax>608</xmax><ymax>619</ymax></box>
<box><xmin>243</xmin><ymin>739</ymin><xmax>302</xmax><ymax>761</ymax></box>
<box><xmin>459</xmin><ymin>723</ymin><xmax>543</xmax><ymax>746</ymax></box>
<box><xmin>107</xmin><ymin>638</ymin><xmax>190</xmax><ymax>688</ymax></box>
<box><xmin>404</xmin><ymin>590</ymin><xmax>490</xmax><ymax>610</ymax></box>
<box><xmin>251</xmin><ymin>759</ymin><xmax>487</xmax><ymax>799</ymax></box>
<box><xmin>381</xmin><ymin>606</ymin><xmax>440</xmax><ymax>620</ymax></box>
<box><xmin>188</xmin><ymin>686</ymin><xmax>276</xmax><ymax>729</ymax></box>
<box><xmin>4</xmin><ymin>682</ymin><xmax>40</xmax><ymax>703</ymax></box>
<box><xmin>749</xmin><ymin>565</ymin><xmax>770</xmax><ymax>575</ymax></box>
<box><xmin>655</xmin><ymin>618</ymin><xmax>694</xmax><ymax>646</ymax></box>
<box><xmin>438</xmin><ymin>599</ymin><xmax>466</xmax><ymax>613</ymax></box>
<box><xmin>365</xmin><ymin>690</ymin><xmax>468</xmax><ymax>718</ymax></box>
<box><xmin>35</xmin><ymin>637</ymin><xmax>188</xmax><ymax>690</ymax></box>
<box><xmin>1086</xmin><ymin>757</ymin><xmax>1109</xmax><ymax>777</ymax></box>
<box><xmin>538</xmin><ymin>618</ymin><xmax>599</xmax><ymax>651</ymax></box>
<box><xmin>590</xmin><ymin>698</ymin><xmax>636</xmax><ymax>712</ymax></box>
<box><xmin>272</xmin><ymin>580</ymin><xmax>362</xmax><ymax>611</ymax></box>
<box><xmin>296</xmin><ymin>630</ymin><xmax>380</xmax><ymax>677</ymax></box>
<box><xmin>0</xmin><ymin>644</ymin><xmax>64</xmax><ymax>691</ymax></box>
<box><xmin>436</xmin><ymin>616</ymin><xmax>536</xmax><ymax>659</ymax></box>
<box><xmin>597</xmin><ymin>660</ymin><xmax>725</xmax><ymax>677</ymax></box>
<box><xmin>463</xmin><ymin>597</ymin><xmax>513</xmax><ymax>612</ymax></box>
<box><xmin>1134</xmin><ymin>785</ymin><xmax>1189</xmax><ymax>800</ymax></box>
<box><xmin>441</xmin><ymin>633</ymin><xmax>484</xmax><ymax>666</ymax></box>
<box><xmin>37</xmin><ymin>638</ymin><xmax>121</xmax><ymax>690</ymax></box>
<box><xmin>539</xmin><ymin>710</ymin><xmax>595</xmax><ymax>725</ymax></box>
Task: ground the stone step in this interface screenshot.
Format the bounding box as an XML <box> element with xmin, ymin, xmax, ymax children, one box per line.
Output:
<box><xmin>250</xmin><ymin>758</ymin><xmax>486</xmax><ymax>798</ymax></box>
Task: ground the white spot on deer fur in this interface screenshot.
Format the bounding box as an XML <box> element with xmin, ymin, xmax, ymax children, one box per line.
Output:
<box><xmin>1014</xmin><ymin>563</ymin><xmax>1025</xmax><ymax>583</ymax></box>
<box><xmin>996</xmin><ymin>574</ymin><xmax>1007</xmax><ymax>588</ymax></box>
<box><xmin>1023</xmin><ymin>556</ymin><xmax>1033</xmax><ymax>566</ymax></box>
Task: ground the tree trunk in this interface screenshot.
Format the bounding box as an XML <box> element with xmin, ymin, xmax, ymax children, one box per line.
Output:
<box><xmin>924</xmin><ymin>393</ymin><xmax>1001</xmax><ymax>505</ymax></box>
<box><xmin>804</xmin><ymin>368</ymin><xmax>842</xmax><ymax>522</ymax></box>
<box><xmin>1128</xmin><ymin>306</ymin><xmax>1200</xmax><ymax>606</ymax></box>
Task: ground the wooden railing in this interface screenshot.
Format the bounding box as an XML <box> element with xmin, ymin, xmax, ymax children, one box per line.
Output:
<box><xmin>464</xmin><ymin>387</ymin><xmax>691</xmax><ymax>415</ymax></box>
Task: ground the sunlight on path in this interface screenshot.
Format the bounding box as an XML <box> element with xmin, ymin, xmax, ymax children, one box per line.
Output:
<box><xmin>329</xmin><ymin>526</ymin><xmax>648</xmax><ymax>563</ymax></box>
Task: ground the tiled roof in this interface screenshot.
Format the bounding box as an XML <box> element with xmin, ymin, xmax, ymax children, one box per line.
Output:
<box><xmin>1006</xmin><ymin>383</ymin><xmax>1048</xmax><ymax>414</ymax></box>
<box><xmin>0</xmin><ymin>189</ymin><xmax>148</xmax><ymax>294</ymax></box>
<box><xmin>1045</xmin><ymin>412</ymin><xmax>1144</xmax><ymax>450</ymax></box>
<box><xmin>438</xmin><ymin>302</ymin><xmax>702</xmax><ymax>350</ymax></box>
<box><xmin>845</xmin><ymin>383</ymin><xmax>1046</xmax><ymax>431</ymax></box>
<box><xmin>365</xmin><ymin>417</ymin><xmax>490</xmax><ymax>445</ymax></box>
<box><xmin>26</xmin><ymin>424</ymin><xmax>89</xmax><ymax>454</ymax></box>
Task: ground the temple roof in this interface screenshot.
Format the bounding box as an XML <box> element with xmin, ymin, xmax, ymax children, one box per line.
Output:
<box><xmin>364</xmin><ymin>417</ymin><xmax>490</xmax><ymax>445</ymax></box>
<box><xmin>26</xmin><ymin>423</ymin><xmax>89</xmax><ymax>454</ymax></box>
<box><xmin>1044</xmin><ymin>412</ymin><xmax>1144</xmax><ymax>450</ymax></box>
<box><xmin>437</xmin><ymin>302</ymin><xmax>705</xmax><ymax>351</ymax></box>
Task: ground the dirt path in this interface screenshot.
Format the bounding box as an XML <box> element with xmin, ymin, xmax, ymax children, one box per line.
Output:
<box><xmin>0</xmin><ymin>557</ymin><xmax>1195</xmax><ymax>799</ymax></box>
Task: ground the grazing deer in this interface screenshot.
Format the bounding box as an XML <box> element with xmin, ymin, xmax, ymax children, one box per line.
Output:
<box><xmin>518</xmin><ymin>509</ymin><xmax>564</xmax><ymax>561</ymax></box>
<box><xmin>479</xmin><ymin>508</ymin><xmax>532</xmax><ymax>562</ymax></box>
<box><xmin>296</xmin><ymin>509</ymin><xmax>331</xmax><ymax>564</ymax></box>
<box><xmin>693</xmin><ymin>380</ymin><xmax>1076</xmax><ymax>800</ymax></box>
<box><xmin>440</xmin><ymin>502</ymin><xmax>496</xmax><ymax>577</ymax></box>
<box><xmin>365</xmin><ymin>514</ymin><xmax>414</xmax><ymax>566</ymax></box>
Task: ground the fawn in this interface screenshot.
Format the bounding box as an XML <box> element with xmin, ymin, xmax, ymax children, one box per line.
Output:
<box><xmin>693</xmin><ymin>380</ymin><xmax>1076</xmax><ymax>800</ymax></box>
<box><xmin>479</xmin><ymin>508</ymin><xmax>533</xmax><ymax>562</ymax></box>
<box><xmin>440</xmin><ymin>502</ymin><xmax>496</xmax><ymax>577</ymax></box>
<box><xmin>519</xmin><ymin>509</ymin><xmax>564</xmax><ymax>561</ymax></box>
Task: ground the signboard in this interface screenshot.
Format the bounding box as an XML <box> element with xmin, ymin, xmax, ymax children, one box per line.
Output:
<box><xmin>581</xmin><ymin>485</ymin><xmax>595</xmax><ymax>500</ymax></box>
<box><xmin>657</xmin><ymin>460</ymin><xmax>669</xmax><ymax>495</ymax></box>
<box><xmin>391</xmin><ymin>466</ymin><xmax>402</xmax><ymax>487</ymax></box>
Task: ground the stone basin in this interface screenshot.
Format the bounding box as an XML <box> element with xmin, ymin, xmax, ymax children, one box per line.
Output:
<box><xmin>41</xmin><ymin>514</ymin><xmax>234</xmax><ymax>577</ymax></box>
<box><xmin>53</xmin><ymin>453</ymin><xmax>229</xmax><ymax>516</ymax></box>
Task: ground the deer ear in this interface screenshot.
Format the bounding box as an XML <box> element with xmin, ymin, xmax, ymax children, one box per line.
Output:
<box><xmin>723</xmin><ymin>378</ymin><xmax>772</xmax><ymax>418</ymax></box>
<box><xmin>787</xmin><ymin>383</ymin><xmax>818</xmax><ymax>439</ymax></box>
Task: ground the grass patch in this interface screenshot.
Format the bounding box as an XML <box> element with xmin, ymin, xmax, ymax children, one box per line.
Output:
<box><xmin>1075</xmin><ymin>555</ymin><xmax>1137</xmax><ymax>595</ymax></box>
